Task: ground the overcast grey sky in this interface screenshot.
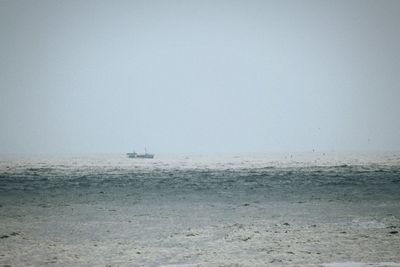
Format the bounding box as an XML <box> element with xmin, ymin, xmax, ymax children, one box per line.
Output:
<box><xmin>0</xmin><ymin>0</ymin><xmax>399</xmax><ymax>155</ymax></box>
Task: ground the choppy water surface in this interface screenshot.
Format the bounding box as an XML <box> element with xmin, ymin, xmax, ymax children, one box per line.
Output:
<box><xmin>1</xmin><ymin>153</ymin><xmax>400</xmax><ymax>266</ymax></box>
<box><xmin>1</xmin><ymin>153</ymin><xmax>399</xmax><ymax>202</ymax></box>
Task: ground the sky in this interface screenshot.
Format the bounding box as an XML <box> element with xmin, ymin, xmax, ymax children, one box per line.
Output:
<box><xmin>0</xmin><ymin>0</ymin><xmax>399</xmax><ymax>155</ymax></box>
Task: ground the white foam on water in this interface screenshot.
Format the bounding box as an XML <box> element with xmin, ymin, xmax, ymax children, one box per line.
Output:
<box><xmin>1</xmin><ymin>152</ymin><xmax>400</xmax><ymax>266</ymax></box>
<box><xmin>323</xmin><ymin>262</ymin><xmax>400</xmax><ymax>267</ymax></box>
<box><xmin>159</xmin><ymin>264</ymin><xmax>200</xmax><ymax>267</ymax></box>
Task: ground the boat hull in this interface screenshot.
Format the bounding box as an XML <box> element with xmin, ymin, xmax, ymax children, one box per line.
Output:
<box><xmin>127</xmin><ymin>153</ymin><xmax>154</xmax><ymax>159</ymax></box>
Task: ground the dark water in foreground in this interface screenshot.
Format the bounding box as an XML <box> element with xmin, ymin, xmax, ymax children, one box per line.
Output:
<box><xmin>1</xmin><ymin>155</ymin><xmax>399</xmax><ymax>203</ymax></box>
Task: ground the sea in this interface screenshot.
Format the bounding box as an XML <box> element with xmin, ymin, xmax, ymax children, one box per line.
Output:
<box><xmin>1</xmin><ymin>153</ymin><xmax>400</xmax><ymax>266</ymax></box>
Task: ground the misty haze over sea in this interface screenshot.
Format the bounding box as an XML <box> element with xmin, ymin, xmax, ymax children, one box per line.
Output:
<box><xmin>1</xmin><ymin>0</ymin><xmax>400</xmax><ymax>266</ymax></box>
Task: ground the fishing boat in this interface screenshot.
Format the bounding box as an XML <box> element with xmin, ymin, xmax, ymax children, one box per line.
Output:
<box><xmin>127</xmin><ymin>147</ymin><xmax>154</xmax><ymax>159</ymax></box>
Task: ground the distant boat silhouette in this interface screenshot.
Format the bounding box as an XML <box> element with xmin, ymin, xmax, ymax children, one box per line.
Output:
<box><xmin>127</xmin><ymin>147</ymin><xmax>154</xmax><ymax>159</ymax></box>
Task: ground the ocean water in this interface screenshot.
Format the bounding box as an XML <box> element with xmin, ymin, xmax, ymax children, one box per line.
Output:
<box><xmin>1</xmin><ymin>153</ymin><xmax>400</xmax><ymax>266</ymax></box>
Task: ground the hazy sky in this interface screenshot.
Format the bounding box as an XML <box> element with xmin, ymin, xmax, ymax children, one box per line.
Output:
<box><xmin>1</xmin><ymin>0</ymin><xmax>399</xmax><ymax>155</ymax></box>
